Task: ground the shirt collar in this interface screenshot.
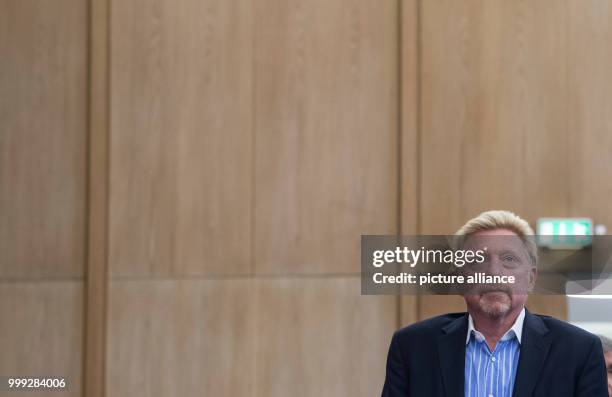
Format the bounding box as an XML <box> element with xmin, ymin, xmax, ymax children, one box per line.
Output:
<box><xmin>466</xmin><ymin>307</ymin><xmax>525</xmax><ymax>345</ymax></box>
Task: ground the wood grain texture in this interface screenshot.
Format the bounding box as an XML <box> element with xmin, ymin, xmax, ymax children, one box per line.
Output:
<box><xmin>567</xmin><ymin>1</ymin><xmax>612</xmax><ymax>227</ymax></box>
<box><xmin>254</xmin><ymin>0</ymin><xmax>399</xmax><ymax>274</ymax></box>
<box><xmin>526</xmin><ymin>295</ymin><xmax>567</xmax><ymax>320</ymax></box>
<box><xmin>109</xmin><ymin>0</ymin><xmax>253</xmax><ymax>277</ymax></box>
<box><xmin>400</xmin><ymin>295</ymin><xmax>418</xmax><ymax>326</ymax></box>
<box><xmin>254</xmin><ymin>278</ymin><xmax>396</xmax><ymax>397</ymax></box>
<box><xmin>106</xmin><ymin>279</ymin><xmax>256</xmax><ymax>397</ymax></box>
<box><xmin>400</xmin><ymin>0</ymin><xmax>420</xmax><ymax>327</ymax></box>
<box><xmin>0</xmin><ymin>0</ymin><xmax>87</xmax><ymax>279</ymax></box>
<box><xmin>416</xmin><ymin>0</ymin><xmax>570</xmax><ymax>320</ymax></box>
<box><xmin>0</xmin><ymin>282</ymin><xmax>83</xmax><ymax>397</ymax></box>
<box><xmin>107</xmin><ymin>278</ymin><xmax>394</xmax><ymax>397</ymax></box>
<box><xmin>418</xmin><ymin>295</ymin><xmax>466</xmax><ymax>321</ymax></box>
<box><xmin>85</xmin><ymin>0</ymin><xmax>111</xmax><ymax>396</ymax></box>
<box><xmin>420</xmin><ymin>0</ymin><xmax>569</xmax><ymax>234</ymax></box>
<box><xmin>401</xmin><ymin>0</ymin><xmax>419</xmax><ymax>235</ymax></box>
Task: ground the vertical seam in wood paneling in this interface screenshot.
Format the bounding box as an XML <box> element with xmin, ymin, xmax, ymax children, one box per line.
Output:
<box><xmin>84</xmin><ymin>0</ymin><xmax>110</xmax><ymax>395</ymax></box>
<box><xmin>563</xmin><ymin>0</ymin><xmax>571</xmax><ymax>214</ymax></box>
<box><xmin>399</xmin><ymin>0</ymin><xmax>422</xmax><ymax>325</ymax></box>
<box><xmin>397</xmin><ymin>0</ymin><xmax>403</xmax><ymax>243</ymax></box>
<box><xmin>250</xmin><ymin>1</ymin><xmax>258</xmax><ymax>394</ymax></box>
<box><xmin>416</xmin><ymin>0</ymin><xmax>422</xmax><ymax>236</ymax></box>
<box><xmin>396</xmin><ymin>0</ymin><xmax>403</xmax><ymax>330</ymax></box>
<box><xmin>415</xmin><ymin>0</ymin><xmax>422</xmax><ymax>321</ymax></box>
<box><xmin>250</xmin><ymin>0</ymin><xmax>257</xmax><ymax>277</ymax></box>
<box><xmin>83</xmin><ymin>0</ymin><xmax>91</xmax><ymax>391</ymax></box>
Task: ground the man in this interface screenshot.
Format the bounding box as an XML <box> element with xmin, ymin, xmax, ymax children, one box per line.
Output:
<box><xmin>599</xmin><ymin>335</ymin><xmax>612</xmax><ymax>396</ymax></box>
<box><xmin>381</xmin><ymin>210</ymin><xmax>608</xmax><ymax>397</ymax></box>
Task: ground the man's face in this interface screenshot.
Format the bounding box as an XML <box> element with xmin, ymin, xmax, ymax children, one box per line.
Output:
<box><xmin>605</xmin><ymin>351</ymin><xmax>612</xmax><ymax>396</ymax></box>
<box><xmin>461</xmin><ymin>229</ymin><xmax>537</xmax><ymax>318</ymax></box>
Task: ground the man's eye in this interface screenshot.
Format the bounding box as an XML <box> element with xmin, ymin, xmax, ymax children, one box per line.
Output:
<box><xmin>502</xmin><ymin>255</ymin><xmax>518</xmax><ymax>262</ymax></box>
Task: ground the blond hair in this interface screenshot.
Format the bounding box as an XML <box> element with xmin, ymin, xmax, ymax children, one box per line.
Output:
<box><xmin>455</xmin><ymin>210</ymin><xmax>537</xmax><ymax>265</ymax></box>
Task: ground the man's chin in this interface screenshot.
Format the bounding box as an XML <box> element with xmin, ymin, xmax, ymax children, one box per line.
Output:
<box><xmin>478</xmin><ymin>291</ymin><xmax>512</xmax><ymax>318</ymax></box>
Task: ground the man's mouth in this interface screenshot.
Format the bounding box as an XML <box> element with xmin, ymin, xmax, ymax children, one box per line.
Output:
<box><xmin>479</xmin><ymin>288</ymin><xmax>511</xmax><ymax>297</ymax></box>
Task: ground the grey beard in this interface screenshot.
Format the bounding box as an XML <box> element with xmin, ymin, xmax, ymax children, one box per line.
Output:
<box><xmin>478</xmin><ymin>292</ymin><xmax>512</xmax><ymax>318</ymax></box>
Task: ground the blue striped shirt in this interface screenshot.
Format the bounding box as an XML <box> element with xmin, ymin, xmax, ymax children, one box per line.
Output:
<box><xmin>464</xmin><ymin>309</ymin><xmax>524</xmax><ymax>397</ymax></box>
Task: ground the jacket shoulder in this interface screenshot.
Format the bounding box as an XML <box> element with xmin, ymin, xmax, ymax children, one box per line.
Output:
<box><xmin>531</xmin><ymin>312</ymin><xmax>599</xmax><ymax>344</ymax></box>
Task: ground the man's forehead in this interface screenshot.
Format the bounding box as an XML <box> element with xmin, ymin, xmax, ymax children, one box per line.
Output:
<box><xmin>463</xmin><ymin>229</ymin><xmax>525</xmax><ymax>250</ymax></box>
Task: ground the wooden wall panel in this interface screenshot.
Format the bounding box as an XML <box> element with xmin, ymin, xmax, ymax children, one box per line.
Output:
<box><xmin>420</xmin><ymin>0</ymin><xmax>569</xmax><ymax>235</ymax></box>
<box><xmin>401</xmin><ymin>0</ymin><xmax>419</xmax><ymax>235</ymax></box>
<box><xmin>109</xmin><ymin>0</ymin><xmax>253</xmax><ymax>277</ymax></box>
<box><xmin>400</xmin><ymin>0</ymin><xmax>419</xmax><ymax>326</ymax></box>
<box><xmin>106</xmin><ymin>278</ymin><xmax>395</xmax><ymax>397</ymax></box>
<box><xmin>563</xmin><ymin>1</ymin><xmax>612</xmax><ymax>323</ymax></box>
<box><xmin>525</xmin><ymin>295</ymin><xmax>567</xmax><ymax>320</ymax></box>
<box><xmin>417</xmin><ymin>0</ymin><xmax>570</xmax><ymax>320</ymax></box>
<box><xmin>0</xmin><ymin>282</ymin><xmax>83</xmax><ymax>396</ymax></box>
<box><xmin>0</xmin><ymin>0</ymin><xmax>87</xmax><ymax>279</ymax></box>
<box><xmin>418</xmin><ymin>295</ymin><xmax>466</xmax><ymax>322</ymax></box>
<box><xmin>106</xmin><ymin>279</ymin><xmax>256</xmax><ymax>397</ymax></box>
<box><xmin>567</xmin><ymin>1</ymin><xmax>612</xmax><ymax>228</ymax></box>
<box><xmin>85</xmin><ymin>1</ymin><xmax>111</xmax><ymax>395</ymax></box>
<box><xmin>255</xmin><ymin>278</ymin><xmax>395</xmax><ymax>397</ymax></box>
<box><xmin>254</xmin><ymin>0</ymin><xmax>399</xmax><ymax>274</ymax></box>
<box><xmin>0</xmin><ymin>2</ymin><xmax>87</xmax><ymax>393</ymax></box>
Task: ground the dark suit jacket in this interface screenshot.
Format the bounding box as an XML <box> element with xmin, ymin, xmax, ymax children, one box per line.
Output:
<box><xmin>381</xmin><ymin>309</ymin><xmax>608</xmax><ymax>397</ymax></box>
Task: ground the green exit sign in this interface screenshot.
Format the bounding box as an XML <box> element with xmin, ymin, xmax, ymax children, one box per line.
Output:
<box><xmin>536</xmin><ymin>218</ymin><xmax>593</xmax><ymax>248</ymax></box>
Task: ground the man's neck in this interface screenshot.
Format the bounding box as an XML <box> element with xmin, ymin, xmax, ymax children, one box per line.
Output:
<box><xmin>470</xmin><ymin>306</ymin><xmax>523</xmax><ymax>351</ymax></box>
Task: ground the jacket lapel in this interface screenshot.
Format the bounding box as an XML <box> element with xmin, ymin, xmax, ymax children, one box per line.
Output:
<box><xmin>512</xmin><ymin>309</ymin><xmax>552</xmax><ymax>397</ymax></box>
<box><xmin>438</xmin><ymin>314</ymin><xmax>468</xmax><ymax>397</ymax></box>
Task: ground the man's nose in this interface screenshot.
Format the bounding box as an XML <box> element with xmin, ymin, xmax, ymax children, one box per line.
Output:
<box><xmin>484</xmin><ymin>257</ymin><xmax>505</xmax><ymax>276</ymax></box>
